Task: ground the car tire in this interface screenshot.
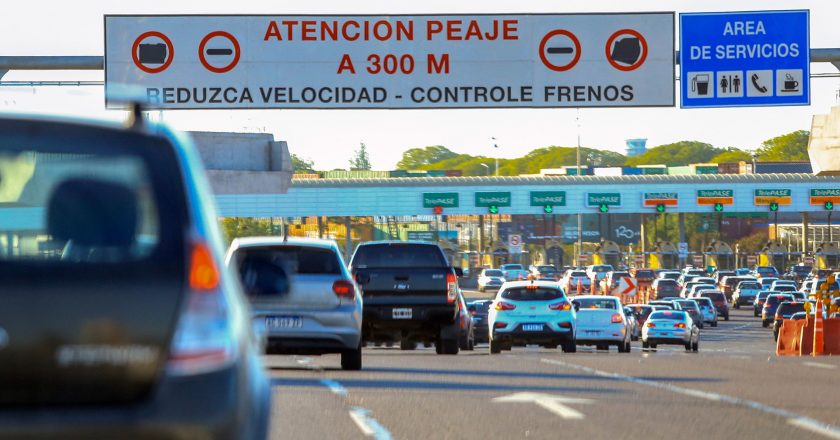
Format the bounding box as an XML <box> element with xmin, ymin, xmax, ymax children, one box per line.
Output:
<box><xmin>762</xmin><ymin>320</ymin><xmax>770</xmax><ymax>328</ymax></box>
<box><xmin>734</xmin><ymin>302</ymin><xmax>740</xmax><ymax>309</ymax></box>
<box><xmin>562</xmin><ymin>341</ymin><xmax>577</xmax><ymax>353</ymax></box>
<box><xmin>489</xmin><ymin>340</ymin><xmax>502</xmax><ymax>354</ymax></box>
<box><xmin>773</xmin><ymin>330</ymin><xmax>779</xmax><ymax>341</ymax></box>
<box><xmin>685</xmin><ymin>342</ymin><xmax>692</xmax><ymax>351</ymax></box>
<box><xmin>619</xmin><ymin>341</ymin><xmax>631</xmax><ymax>353</ymax></box>
<box><xmin>711</xmin><ymin>321</ymin><xmax>718</xmax><ymax>328</ymax></box>
<box><xmin>438</xmin><ymin>337</ymin><xmax>459</xmax><ymax>355</ymax></box>
<box><xmin>699</xmin><ymin>322</ymin><xmax>704</xmax><ymax>329</ymax></box>
<box><xmin>754</xmin><ymin>310</ymin><xmax>759</xmax><ymax>317</ymax></box>
<box><xmin>400</xmin><ymin>339</ymin><xmax>416</xmax><ymax>351</ymax></box>
<box><xmin>650</xmin><ymin>344</ymin><xmax>657</xmax><ymax>350</ymax></box>
<box><xmin>724</xmin><ymin>314</ymin><xmax>730</xmax><ymax>321</ymax></box>
<box><xmin>642</xmin><ymin>341</ymin><xmax>649</xmax><ymax>349</ymax></box>
<box><xmin>692</xmin><ymin>341</ymin><xmax>699</xmax><ymax>352</ymax></box>
<box><xmin>341</xmin><ymin>343</ymin><xmax>363</xmax><ymax>371</ymax></box>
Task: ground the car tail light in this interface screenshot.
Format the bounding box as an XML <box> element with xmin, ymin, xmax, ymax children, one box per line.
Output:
<box><xmin>494</xmin><ymin>322</ymin><xmax>507</xmax><ymax>328</ymax></box>
<box><xmin>332</xmin><ymin>280</ymin><xmax>355</xmax><ymax>300</ymax></box>
<box><xmin>646</xmin><ymin>322</ymin><xmax>656</xmax><ymax>328</ymax></box>
<box><xmin>549</xmin><ymin>301</ymin><xmax>572</xmax><ymax>311</ymax></box>
<box><xmin>526</xmin><ymin>284</ymin><xmax>539</xmax><ymax>290</ymax></box>
<box><xmin>559</xmin><ymin>322</ymin><xmax>572</xmax><ymax>328</ymax></box>
<box><xmin>611</xmin><ymin>313</ymin><xmax>623</xmax><ymax>323</ymax></box>
<box><xmin>447</xmin><ymin>272</ymin><xmax>457</xmax><ymax>303</ymax></box>
<box><xmin>168</xmin><ymin>241</ymin><xmax>234</xmax><ymax>376</ymax></box>
<box><xmin>775</xmin><ymin>313</ymin><xmax>783</xmax><ymax>320</ymax></box>
<box><xmin>496</xmin><ymin>301</ymin><xmax>516</xmax><ymax>311</ymax></box>
<box><xmin>674</xmin><ymin>323</ymin><xmax>686</xmax><ymax>329</ymax></box>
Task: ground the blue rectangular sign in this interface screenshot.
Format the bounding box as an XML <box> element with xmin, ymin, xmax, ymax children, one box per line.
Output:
<box><xmin>679</xmin><ymin>10</ymin><xmax>809</xmax><ymax>108</ymax></box>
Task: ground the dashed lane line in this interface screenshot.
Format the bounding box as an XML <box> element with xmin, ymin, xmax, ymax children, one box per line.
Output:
<box><xmin>349</xmin><ymin>407</ymin><xmax>393</xmax><ymax>440</ymax></box>
<box><xmin>540</xmin><ymin>358</ymin><xmax>840</xmax><ymax>440</ymax></box>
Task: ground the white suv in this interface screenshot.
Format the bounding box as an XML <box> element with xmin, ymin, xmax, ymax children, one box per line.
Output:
<box><xmin>488</xmin><ymin>281</ymin><xmax>576</xmax><ymax>354</ymax></box>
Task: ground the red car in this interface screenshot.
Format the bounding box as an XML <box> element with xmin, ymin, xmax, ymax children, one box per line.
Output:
<box><xmin>698</xmin><ymin>290</ymin><xmax>729</xmax><ymax>321</ymax></box>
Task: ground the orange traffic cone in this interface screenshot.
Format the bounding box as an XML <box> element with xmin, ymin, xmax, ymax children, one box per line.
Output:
<box><xmin>814</xmin><ymin>298</ymin><xmax>825</xmax><ymax>356</ymax></box>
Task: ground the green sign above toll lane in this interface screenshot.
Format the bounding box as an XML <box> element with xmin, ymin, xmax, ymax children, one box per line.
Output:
<box><xmin>586</xmin><ymin>193</ymin><xmax>621</xmax><ymax>207</ymax></box>
<box><xmin>475</xmin><ymin>192</ymin><xmax>511</xmax><ymax>207</ymax></box>
<box><xmin>697</xmin><ymin>189</ymin><xmax>733</xmax><ymax>198</ymax></box>
<box><xmin>530</xmin><ymin>191</ymin><xmax>566</xmax><ymax>207</ymax></box>
<box><xmin>423</xmin><ymin>192</ymin><xmax>459</xmax><ymax>208</ymax></box>
<box><xmin>812</xmin><ymin>189</ymin><xmax>840</xmax><ymax>197</ymax></box>
<box><xmin>754</xmin><ymin>189</ymin><xmax>791</xmax><ymax>197</ymax></box>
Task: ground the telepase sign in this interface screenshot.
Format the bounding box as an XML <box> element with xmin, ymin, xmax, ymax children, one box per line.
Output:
<box><xmin>104</xmin><ymin>13</ymin><xmax>675</xmax><ymax>109</ymax></box>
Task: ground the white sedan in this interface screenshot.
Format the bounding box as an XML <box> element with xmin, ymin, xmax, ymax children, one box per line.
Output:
<box><xmin>571</xmin><ymin>295</ymin><xmax>632</xmax><ymax>352</ymax></box>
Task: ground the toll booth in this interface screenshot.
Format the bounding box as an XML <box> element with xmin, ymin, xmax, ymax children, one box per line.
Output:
<box><xmin>705</xmin><ymin>240</ymin><xmax>735</xmax><ymax>271</ymax></box>
<box><xmin>544</xmin><ymin>240</ymin><xmax>565</xmax><ymax>268</ymax></box>
<box><xmin>592</xmin><ymin>240</ymin><xmax>622</xmax><ymax>267</ymax></box>
<box><xmin>759</xmin><ymin>241</ymin><xmax>788</xmax><ymax>273</ymax></box>
<box><xmin>650</xmin><ymin>241</ymin><xmax>679</xmax><ymax>269</ymax></box>
<box><xmin>815</xmin><ymin>242</ymin><xmax>840</xmax><ymax>269</ymax></box>
<box><xmin>439</xmin><ymin>240</ymin><xmax>459</xmax><ymax>268</ymax></box>
<box><xmin>486</xmin><ymin>247</ymin><xmax>510</xmax><ymax>268</ymax></box>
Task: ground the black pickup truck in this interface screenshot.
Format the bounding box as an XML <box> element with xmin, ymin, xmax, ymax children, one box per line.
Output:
<box><xmin>349</xmin><ymin>241</ymin><xmax>463</xmax><ymax>355</ymax></box>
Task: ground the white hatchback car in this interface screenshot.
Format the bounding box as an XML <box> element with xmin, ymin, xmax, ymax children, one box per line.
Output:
<box><xmin>642</xmin><ymin>309</ymin><xmax>700</xmax><ymax>352</ymax></box>
<box><xmin>571</xmin><ymin>295</ymin><xmax>632</xmax><ymax>352</ymax></box>
<box><xmin>226</xmin><ymin>237</ymin><xmax>364</xmax><ymax>370</ymax></box>
<box><xmin>487</xmin><ymin>281</ymin><xmax>576</xmax><ymax>354</ymax></box>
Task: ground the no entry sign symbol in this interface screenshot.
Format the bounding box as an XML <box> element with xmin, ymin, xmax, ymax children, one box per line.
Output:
<box><xmin>132</xmin><ymin>31</ymin><xmax>174</xmax><ymax>74</ymax></box>
<box><xmin>198</xmin><ymin>31</ymin><xmax>241</xmax><ymax>73</ymax></box>
<box><xmin>539</xmin><ymin>29</ymin><xmax>581</xmax><ymax>72</ymax></box>
<box><xmin>605</xmin><ymin>29</ymin><xmax>648</xmax><ymax>71</ymax></box>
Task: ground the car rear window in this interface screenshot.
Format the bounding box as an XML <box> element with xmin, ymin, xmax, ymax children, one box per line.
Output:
<box><xmin>778</xmin><ymin>302</ymin><xmax>806</xmax><ymax>315</ymax></box>
<box><xmin>236</xmin><ymin>245</ymin><xmax>342</xmax><ymax>275</ymax></box>
<box><xmin>501</xmin><ymin>264</ymin><xmax>524</xmax><ymax>270</ymax></box>
<box><xmin>700</xmin><ymin>292</ymin><xmax>726</xmax><ymax>301</ymax></box>
<box><xmin>484</xmin><ymin>270</ymin><xmax>503</xmax><ymax>277</ymax></box>
<box><xmin>501</xmin><ymin>287</ymin><xmax>565</xmax><ymax>301</ymax></box>
<box><xmin>649</xmin><ymin>310</ymin><xmax>687</xmax><ymax>320</ymax></box>
<box><xmin>573</xmin><ymin>298</ymin><xmax>617</xmax><ymax>309</ymax></box>
<box><xmin>757</xmin><ymin>267</ymin><xmax>778</xmax><ymax>275</ymax></box>
<box><xmin>469</xmin><ymin>301</ymin><xmax>491</xmax><ymax>313</ymax></box>
<box><xmin>591</xmin><ymin>265</ymin><xmax>612</xmax><ymax>273</ymax></box>
<box><xmin>757</xmin><ymin>291</ymin><xmax>773</xmax><ymax>300</ymax></box>
<box><xmin>766</xmin><ymin>295</ymin><xmax>793</xmax><ymax>305</ymax></box>
<box><xmin>677</xmin><ymin>300</ymin><xmax>699</xmax><ymax>310</ymax></box>
<box><xmin>695</xmin><ymin>298</ymin><xmax>714</xmax><ymax>307</ymax></box>
<box><xmin>352</xmin><ymin>243</ymin><xmax>446</xmax><ymax>268</ymax></box>
<box><xmin>738</xmin><ymin>282</ymin><xmax>761</xmax><ymax>290</ymax></box>
<box><xmin>0</xmin><ymin>128</ymin><xmax>184</xmax><ymax>264</ymax></box>
<box><xmin>635</xmin><ymin>270</ymin><xmax>654</xmax><ymax>278</ymax></box>
<box><xmin>570</xmin><ymin>271</ymin><xmax>587</xmax><ymax>277</ymax></box>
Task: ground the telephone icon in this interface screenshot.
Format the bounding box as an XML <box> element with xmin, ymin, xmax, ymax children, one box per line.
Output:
<box><xmin>751</xmin><ymin>73</ymin><xmax>768</xmax><ymax>93</ymax></box>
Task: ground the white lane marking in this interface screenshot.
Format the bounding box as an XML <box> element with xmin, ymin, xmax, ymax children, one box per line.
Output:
<box><xmin>493</xmin><ymin>392</ymin><xmax>594</xmax><ymax>419</ymax></box>
<box><xmin>349</xmin><ymin>407</ymin><xmax>393</xmax><ymax>440</ymax></box>
<box><xmin>804</xmin><ymin>361</ymin><xmax>837</xmax><ymax>370</ymax></box>
<box><xmin>320</xmin><ymin>379</ymin><xmax>348</xmax><ymax>396</ymax></box>
<box><xmin>540</xmin><ymin>358</ymin><xmax>840</xmax><ymax>440</ymax></box>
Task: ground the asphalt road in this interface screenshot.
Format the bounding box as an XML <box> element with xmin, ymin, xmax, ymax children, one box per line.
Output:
<box><xmin>266</xmin><ymin>307</ymin><xmax>840</xmax><ymax>440</ymax></box>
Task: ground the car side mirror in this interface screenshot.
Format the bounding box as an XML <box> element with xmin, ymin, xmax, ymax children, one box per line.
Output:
<box><xmin>453</xmin><ymin>267</ymin><xmax>464</xmax><ymax>278</ymax></box>
<box><xmin>355</xmin><ymin>272</ymin><xmax>370</xmax><ymax>285</ymax></box>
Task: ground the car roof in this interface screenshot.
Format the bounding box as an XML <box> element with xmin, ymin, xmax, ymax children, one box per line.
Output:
<box><xmin>230</xmin><ymin>236</ymin><xmax>339</xmax><ymax>250</ymax></box>
<box><xmin>501</xmin><ymin>281</ymin><xmax>561</xmax><ymax>288</ymax></box>
<box><xmin>572</xmin><ymin>295</ymin><xmax>620</xmax><ymax>300</ymax></box>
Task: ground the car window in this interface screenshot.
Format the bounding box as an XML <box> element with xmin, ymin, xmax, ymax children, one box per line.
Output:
<box><xmin>700</xmin><ymin>292</ymin><xmax>725</xmax><ymax>301</ymax></box>
<box><xmin>649</xmin><ymin>310</ymin><xmax>687</xmax><ymax>320</ymax></box>
<box><xmin>352</xmin><ymin>243</ymin><xmax>446</xmax><ymax>268</ymax></box>
<box><xmin>677</xmin><ymin>300</ymin><xmax>699</xmax><ymax>310</ymax></box>
<box><xmin>738</xmin><ymin>282</ymin><xmax>761</xmax><ymax>290</ymax></box>
<box><xmin>236</xmin><ymin>246</ymin><xmax>342</xmax><ymax>275</ymax></box>
<box><xmin>501</xmin><ymin>287</ymin><xmax>565</xmax><ymax>301</ymax></box>
<box><xmin>592</xmin><ymin>265</ymin><xmax>612</xmax><ymax>273</ymax></box>
<box><xmin>573</xmin><ymin>298</ymin><xmax>617</xmax><ymax>309</ymax></box>
<box><xmin>484</xmin><ymin>270</ymin><xmax>503</xmax><ymax>277</ymax></box>
<box><xmin>0</xmin><ymin>138</ymin><xmax>182</xmax><ymax>263</ymax></box>
<box><xmin>695</xmin><ymin>298</ymin><xmax>713</xmax><ymax>307</ymax></box>
<box><xmin>778</xmin><ymin>303</ymin><xmax>806</xmax><ymax>314</ymax></box>
<box><xmin>571</xmin><ymin>271</ymin><xmax>587</xmax><ymax>277</ymax></box>
<box><xmin>469</xmin><ymin>301</ymin><xmax>491</xmax><ymax>313</ymax></box>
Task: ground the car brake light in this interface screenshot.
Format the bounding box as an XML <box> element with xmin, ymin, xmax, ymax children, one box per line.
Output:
<box><xmin>549</xmin><ymin>302</ymin><xmax>572</xmax><ymax>311</ymax></box>
<box><xmin>447</xmin><ymin>272</ymin><xmax>457</xmax><ymax>303</ymax></box>
<box><xmin>332</xmin><ymin>280</ymin><xmax>355</xmax><ymax>300</ymax></box>
<box><xmin>611</xmin><ymin>313</ymin><xmax>623</xmax><ymax>323</ymax></box>
<box><xmin>526</xmin><ymin>284</ymin><xmax>539</xmax><ymax>290</ymax></box>
<box><xmin>168</xmin><ymin>241</ymin><xmax>234</xmax><ymax>376</ymax></box>
<box><xmin>559</xmin><ymin>322</ymin><xmax>572</xmax><ymax>328</ymax></box>
<box><xmin>646</xmin><ymin>322</ymin><xmax>656</xmax><ymax>328</ymax></box>
<box><xmin>494</xmin><ymin>322</ymin><xmax>507</xmax><ymax>328</ymax></box>
<box><xmin>495</xmin><ymin>301</ymin><xmax>516</xmax><ymax>311</ymax></box>
<box><xmin>674</xmin><ymin>323</ymin><xmax>686</xmax><ymax>329</ymax></box>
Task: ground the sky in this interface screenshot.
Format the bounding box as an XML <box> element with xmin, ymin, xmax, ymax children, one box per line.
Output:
<box><xmin>1</xmin><ymin>0</ymin><xmax>838</xmax><ymax>170</ymax></box>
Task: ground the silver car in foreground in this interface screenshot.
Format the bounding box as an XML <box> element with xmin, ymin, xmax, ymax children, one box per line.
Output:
<box><xmin>642</xmin><ymin>310</ymin><xmax>700</xmax><ymax>352</ymax></box>
<box><xmin>227</xmin><ymin>237</ymin><xmax>364</xmax><ymax>370</ymax></box>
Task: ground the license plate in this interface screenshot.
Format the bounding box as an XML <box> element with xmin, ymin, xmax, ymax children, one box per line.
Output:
<box><xmin>392</xmin><ymin>308</ymin><xmax>413</xmax><ymax>319</ymax></box>
<box><xmin>266</xmin><ymin>316</ymin><xmax>302</xmax><ymax>329</ymax></box>
<box><xmin>523</xmin><ymin>324</ymin><xmax>544</xmax><ymax>331</ymax></box>
<box><xmin>586</xmin><ymin>330</ymin><xmax>602</xmax><ymax>335</ymax></box>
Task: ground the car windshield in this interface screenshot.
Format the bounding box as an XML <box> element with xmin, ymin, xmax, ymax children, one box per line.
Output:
<box><xmin>573</xmin><ymin>298</ymin><xmax>617</xmax><ymax>309</ymax></box>
<box><xmin>484</xmin><ymin>270</ymin><xmax>503</xmax><ymax>277</ymax></box>
<box><xmin>501</xmin><ymin>287</ymin><xmax>565</xmax><ymax>301</ymax></box>
<box><xmin>649</xmin><ymin>311</ymin><xmax>687</xmax><ymax>321</ymax></box>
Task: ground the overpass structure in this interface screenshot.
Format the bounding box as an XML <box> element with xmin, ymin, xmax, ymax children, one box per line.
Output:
<box><xmin>216</xmin><ymin>173</ymin><xmax>840</xmax><ymax>218</ymax></box>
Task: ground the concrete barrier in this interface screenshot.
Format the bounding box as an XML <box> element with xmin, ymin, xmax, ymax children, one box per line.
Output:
<box><xmin>776</xmin><ymin>319</ymin><xmax>805</xmax><ymax>356</ymax></box>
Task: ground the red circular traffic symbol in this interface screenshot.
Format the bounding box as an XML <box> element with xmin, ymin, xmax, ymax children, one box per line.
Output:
<box><xmin>539</xmin><ymin>29</ymin><xmax>581</xmax><ymax>72</ymax></box>
<box><xmin>132</xmin><ymin>31</ymin><xmax>174</xmax><ymax>74</ymax></box>
<box><xmin>198</xmin><ymin>31</ymin><xmax>241</xmax><ymax>73</ymax></box>
<box><xmin>605</xmin><ymin>29</ymin><xmax>648</xmax><ymax>71</ymax></box>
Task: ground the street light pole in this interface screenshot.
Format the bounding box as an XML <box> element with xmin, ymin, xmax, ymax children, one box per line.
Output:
<box><xmin>480</xmin><ymin>163</ymin><xmax>490</xmax><ymax>176</ymax></box>
<box><xmin>492</xmin><ymin>137</ymin><xmax>499</xmax><ymax>176</ymax></box>
<box><xmin>576</xmin><ymin>109</ymin><xmax>583</xmax><ymax>263</ymax></box>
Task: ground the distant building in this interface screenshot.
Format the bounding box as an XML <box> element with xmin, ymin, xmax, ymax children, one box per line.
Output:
<box><xmin>625</xmin><ymin>138</ymin><xmax>647</xmax><ymax>157</ymax></box>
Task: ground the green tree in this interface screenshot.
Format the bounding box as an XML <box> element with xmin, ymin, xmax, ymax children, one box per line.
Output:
<box><xmin>756</xmin><ymin>130</ymin><xmax>810</xmax><ymax>161</ymax></box>
<box><xmin>349</xmin><ymin>142</ymin><xmax>372</xmax><ymax>170</ymax></box>
<box><xmin>291</xmin><ymin>154</ymin><xmax>315</xmax><ymax>173</ymax></box>
<box><xmin>219</xmin><ymin>218</ymin><xmax>275</xmax><ymax>243</ymax></box>
<box><xmin>395</xmin><ymin>145</ymin><xmax>458</xmax><ymax>169</ymax></box>
<box><xmin>710</xmin><ymin>148</ymin><xmax>752</xmax><ymax>163</ymax></box>
<box><xmin>624</xmin><ymin>141</ymin><xmax>723</xmax><ymax>167</ymax></box>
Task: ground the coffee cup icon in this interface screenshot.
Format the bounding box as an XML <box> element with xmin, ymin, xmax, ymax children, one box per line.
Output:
<box><xmin>782</xmin><ymin>73</ymin><xmax>799</xmax><ymax>92</ymax></box>
<box><xmin>691</xmin><ymin>74</ymin><xmax>710</xmax><ymax>95</ymax></box>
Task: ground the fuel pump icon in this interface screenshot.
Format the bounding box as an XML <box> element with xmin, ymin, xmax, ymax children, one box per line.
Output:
<box><xmin>691</xmin><ymin>74</ymin><xmax>710</xmax><ymax>96</ymax></box>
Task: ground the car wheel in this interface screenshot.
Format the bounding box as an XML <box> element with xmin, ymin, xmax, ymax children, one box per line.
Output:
<box><xmin>562</xmin><ymin>341</ymin><xmax>577</xmax><ymax>353</ymax></box>
<box><xmin>773</xmin><ymin>330</ymin><xmax>779</xmax><ymax>341</ymax></box>
<box><xmin>734</xmin><ymin>302</ymin><xmax>740</xmax><ymax>309</ymax></box>
<box><xmin>438</xmin><ymin>336</ymin><xmax>459</xmax><ymax>355</ymax></box>
<box><xmin>341</xmin><ymin>343</ymin><xmax>363</xmax><ymax>371</ymax></box>
<box><xmin>724</xmin><ymin>314</ymin><xmax>730</xmax><ymax>321</ymax></box>
<box><xmin>489</xmin><ymin>340</ymin><xmax>502</xmax><ymax>354</ymax></box>
<box><xmin>685</xmin><ymin>342</ymin><xmax>692</xmax><ymax>351</ymax></box>
<box><xmin>762</xmin><ymin>320</ymin><xmax>770</xmax><ymax>328</ymax></box>
<box><xmin>400</xmin><ymin>339</ymin><xmax>416</xmax><ymax>351</ymax></box>
<box><xmin>650</xmin><ymin>344</ymin><xmax>657</xmax><ymax>350</ymax></box>
<box><xmin>754</xmin><ymin>310</ymin><xmax>759</xmax><ymax>317</ymax></box>
<box><xmin>642</xmin><ymin>341</ymin><xmax>649</xmax><ymax>349</ymax></box>
<box><xmin>692</xmin><ymin>341</ymin><xmax>699</xmax><ymax>352</ymax></box>
<box><xmin>620</xmin><ymin>341</ymin><xmax>631</xmax><ymax>353</ymax></box>
<box><xmin>711</xmin><ymin>321</ymin><xmax>718</xmax><ymax>328</ymax></box>
<box><xmin>699</xmin><ymin>322</ymin><xmax>704</xmax><ymax>329</ymax></box>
